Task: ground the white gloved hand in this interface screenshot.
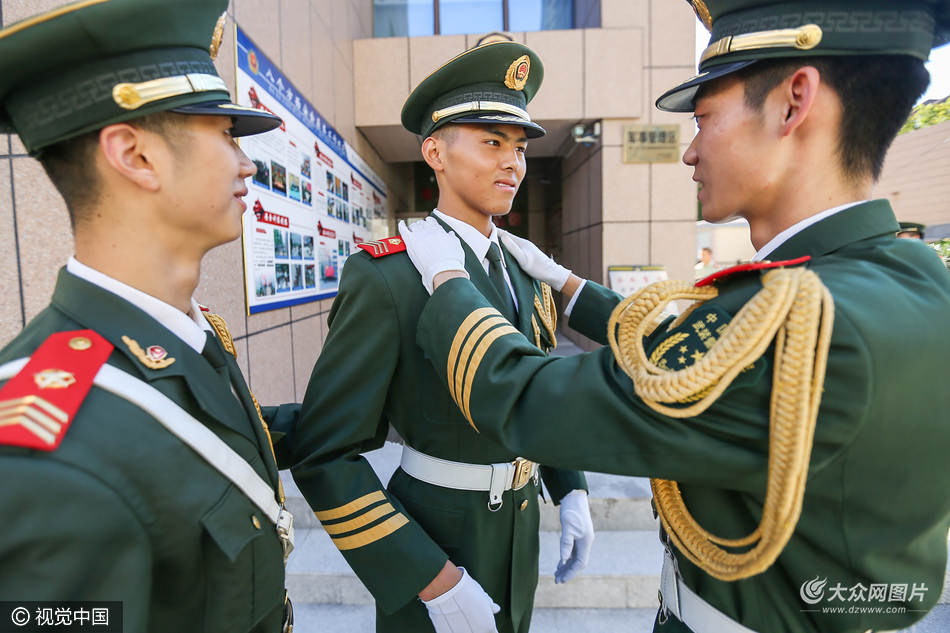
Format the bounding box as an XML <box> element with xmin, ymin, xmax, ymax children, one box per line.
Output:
<box><xmin>555</xmin><ymin>490</ymin><xmax>595</xmax><ymax>584</ymax></box>
<box><xmin>422</xmin><ymin>567</ymin><xmax>501</xmax><ymax>633</ymax></box>
<box><xmin>499</xmin><ymin>230</ymin><xmax>572</xmax><ymax>291</ymax></box>
<box><xmin>398</xmin><ymin>217</ymin><xmax>469</xmax><ymax>295</ymax></box>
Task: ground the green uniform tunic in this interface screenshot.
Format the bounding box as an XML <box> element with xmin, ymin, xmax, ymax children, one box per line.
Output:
<box><xmin>290</xmin><ymin>217</ymin><xmax>587</xmax><ymax>633</ymax></box>
<box><xmin>415</xmin><ymin>200</ymin><xmax>950</xmax><ymax>633</ymax></box>
<box><xmin>0</xmin><ymin>269</ymin><xmax>298</xmax><ymax>633</ymax></box>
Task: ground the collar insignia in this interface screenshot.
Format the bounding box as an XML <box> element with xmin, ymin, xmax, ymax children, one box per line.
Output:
<box><xmin>122</xmin><ymin>336</ymin><xmax>176</xmax><ymax>370</ymax></box>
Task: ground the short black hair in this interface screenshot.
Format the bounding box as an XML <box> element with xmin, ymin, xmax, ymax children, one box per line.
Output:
<box><xmin>38</xmin><ymin>111</ymin><xmax>190</xmax><ymax>230</ymax></box>
<box><xmin>736</xmin><ymin>55</ymin><xmax>930</xmax><ymax>183</ymax></box>
<box><xmin>431</xmin><ymin>122</ymin><xmax>461</xmax><ymax>145</ymax></box>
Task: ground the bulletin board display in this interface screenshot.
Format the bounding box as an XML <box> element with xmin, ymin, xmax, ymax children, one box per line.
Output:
<box><xmin>607</xmin><ymin>265</ymin><xmax>679</xmax><ymax>315</ymax></box>
<box><xmin>234</xmin><ymin>26</ymin><xmax>387</xmax><ymax>314</ymax></box>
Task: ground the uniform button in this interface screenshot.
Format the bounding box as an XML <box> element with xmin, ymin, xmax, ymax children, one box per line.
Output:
<box><xmin>69</xmin><ymin>336</ymin><xmax>92</xmax><ymax>351</ymax></box>
<box><xmin>520</xmin><ymin>500</ymin><xmax>528</xmax><ymax>511</ymax></box>
<box><xmin>251</xmin><ymin>515</ymin><xmax>261</xmax><ymax>529</ymax></box>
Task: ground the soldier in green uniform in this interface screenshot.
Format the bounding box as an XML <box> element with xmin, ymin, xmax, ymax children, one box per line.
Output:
<box><xmin>897</xmin><ymin>222</ymin><xmax>927</xmax><ymax>239</ymax></box>
<box><xmin>398</xmin><ymin>1</ymin><xmax>950</xmax><ymax>632</ymax></box>
<box><xmin>0</xmin><ymin>1</ymin><xmax>299</xmax><ymax>631</ymax></box>
<box><xmin>289</xmin><ymin>42</ymin><xmax>593</xmax><ymax>633</ymax></box>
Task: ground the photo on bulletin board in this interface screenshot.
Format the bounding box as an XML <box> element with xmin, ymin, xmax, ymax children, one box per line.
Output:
<box><xmin>607</xmin><ymin>265</ymin><xmax>679</xmax><ymax>315</ymax></box>
<box><xmin>236</xmin><ymin>25</ymin><xmax>387</xmax><ymax>314</ymax></box>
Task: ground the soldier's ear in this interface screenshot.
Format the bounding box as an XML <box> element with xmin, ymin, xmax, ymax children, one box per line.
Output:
<box><xmin>421</xmin><ymin>136</ymin><xmax>446</xmax><ymax>173</ymax></box>
<box><xmin>98</xmin><ymin>123</ymin><xmax>163</xmax><ymax>193</ymax></box>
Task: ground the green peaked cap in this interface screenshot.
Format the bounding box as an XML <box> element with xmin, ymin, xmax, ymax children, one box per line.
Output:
<box><xmin>657</xmin><ymin>0</ymin><xmax>950</xmax><ymax>112</ymax></box>
<box><xmin>401</xmin><ymin>40</ymin><xmax>546</xmax><ymax>139</ymax></box>
<box><xmin>0</xmin><ymin>0</ymin><xmax>282</xmax><ymax>155</ymax></box>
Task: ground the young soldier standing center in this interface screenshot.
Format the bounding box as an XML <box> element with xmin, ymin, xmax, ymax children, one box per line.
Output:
<box><xmin>289</xmin><ymin>41</ymin><xmax>594</xmax><ymax>633</ymax></box>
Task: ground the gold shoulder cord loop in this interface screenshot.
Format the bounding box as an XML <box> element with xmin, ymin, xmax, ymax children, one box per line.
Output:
<box><xmin>607</xmin><ymin>268</ymin><xmax>834</xmax><ymax>581</ymax></box>
<box><xmin>204</xmin><ymin>313</ymin><xmax>286</xmax><ymax>505</ymax></box>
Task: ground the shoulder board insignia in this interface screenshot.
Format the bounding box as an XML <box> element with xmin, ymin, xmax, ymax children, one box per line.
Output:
<box><xmin>357</xmin><ymin>237</ymin><xmax>407</xmax><ymax>258</ymax></box>
<box><xmin>0</xmin><ymin>330</ymin><xmax>113</xmax><ymax>451</ymax></box>
<box><xmin>695</xmin><ymin>255</ymin><xmax>811</xmax><ymax>288</ymax></box>
<box><xmin>197</xmin><ymin>303</ymin><xmax>210</xmax><ymax>312</ymax></box>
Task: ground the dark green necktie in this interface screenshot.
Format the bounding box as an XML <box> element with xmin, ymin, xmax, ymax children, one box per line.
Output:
<box><xmin>486</xmin><ymin>242</ymin><xmax>517</xmax><ymax>323</ymax></box>
<box><xmin>202</xmin><ymin>331</ymin><xmax>231</xmax><ymax>387</ymax></box>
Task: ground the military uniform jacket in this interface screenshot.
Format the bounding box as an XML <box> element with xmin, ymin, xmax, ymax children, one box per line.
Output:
<box><xmin>290</xmin><ymin>216</ymin><xmax>587</xmax><ymax>631</ymax></box>
<box><xmin>0</xmin><ymin>269</ymin><xmax>298</xmax><ymax>633</ymax></box>
<box><xmin>415</xmin><ymin>201</ymin><xmax>950</xmax><ymax>633</ymax></box>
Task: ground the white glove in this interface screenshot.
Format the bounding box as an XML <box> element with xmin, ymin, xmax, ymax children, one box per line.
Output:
<box><xmin>499</xmin><ymin>230</ymin><xmax>572</xmax><ymax>291</ymax></box>
<box><xmin>555</xmin><ymin>490</ymin><xmax>594</xmax><ymax>584</ymax></box>
<box><xmin>398</xmin><ymin>217</ymin><xmax>469</xmax><ymax>295</ymax></box>
<box><xmin>422</xmin><ymin>567</ymin><xmax>501</xmax><ymax>633</ymax></box>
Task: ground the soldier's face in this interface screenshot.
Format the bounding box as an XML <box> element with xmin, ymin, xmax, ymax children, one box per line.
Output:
<box><xmin>439</xmin><ymin>123</ymin><xmax>528</xmax><ymax>218</ymax></box>
<box><xmin>683</xmin><ymin>76</ymin><xmax>778</xmax><ymax>224</ymax></box>
<box><xmin>169</xmin><ymin>115</ymin><xmax>256</xmax><ymax>248</ymax></box>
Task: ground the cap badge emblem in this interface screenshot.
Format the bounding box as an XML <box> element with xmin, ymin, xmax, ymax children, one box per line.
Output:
<box><xmin>690</xmin><ymin>0</ymin><xmax>713</xmax><ymax>32</ymax></box>
<box><xmin>210</xmin><ymin>11</ymin><xmax>228</xmax><ymax>61</ymax></box>
<box><xmin>505</xmin><ymin>55</ymin><xmax>531</xmax><ymax>91</ymax></box>
<box><xmin>122</xmin><ymin>336</ymin><xmax>176</xmax><ymax>370</ymax></box>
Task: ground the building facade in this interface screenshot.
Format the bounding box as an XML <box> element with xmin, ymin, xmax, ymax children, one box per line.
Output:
<box><xmin>0</xmin><ymin>0</ymin><xmax>698</xmax><ymax>406</ymax></box>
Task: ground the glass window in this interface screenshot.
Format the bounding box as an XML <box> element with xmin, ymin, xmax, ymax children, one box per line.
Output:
<box><xmin>439</xmin><ymin>0</ymin><xmax>503</xmax><ymax>35</ymax></box>
<box><xmin>373</xmin><ymin>0</ymin><xmax>575</xmax><ymax>37</ymax></box>
<box><xmin>374</xmin><ymin>0</ymin><xmax>436</xmax><ymax>37</ymax></box>
<box><xmin>509</xmin><ymin>0</ymin><xmax>573</xmax><ymax>32</ymax></box>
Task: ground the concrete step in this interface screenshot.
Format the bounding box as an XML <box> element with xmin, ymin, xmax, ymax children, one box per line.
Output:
<box><xmin>289</xmin><ymin>605</ymin><xmax>660</xmax><ymax>633</ymax></box>
<box><xmin>287</xmin><ymin>604</ymin><xmax>950</xmax><ymax>633</ymax></box>
<box><xmin>286</xmin><ymin>527</ymin><xmax>665</xmax><ymax>609</ymax></box>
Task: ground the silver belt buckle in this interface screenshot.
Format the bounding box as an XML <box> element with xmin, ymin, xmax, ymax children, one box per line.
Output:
<box><xmin>510</xmin><ymin>458</ymin><xmax>535</xmax><ymax>490</ymax></box>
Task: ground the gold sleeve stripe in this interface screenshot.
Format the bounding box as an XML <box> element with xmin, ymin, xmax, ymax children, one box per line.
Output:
<box><xmin>451</xmin><ymin>316</ymin><xmax>510</xmax><ymax>409</ymax></box>
<box><xmin>446</xmin><ymin>308</ymin><xmax>504</xmax><ymax>402</ymax></box>
<box><xmin>460</xmin><ymin>324</ymin><xmax>521</xmax><ymax>428</ymax></box>
<box><xmin>331</xmin><ymin>513</ymin><xmax>410</xmax><ymax>551</ymax></box>
<box><xmin>322</xmin><ymin>503</ymin><xmax>397</xmax><ymax>535</ymax></box>
<box><xmin>314</xmin><ymin>490</ymin><xmax>387</xmax><ymax>521</ymax></box>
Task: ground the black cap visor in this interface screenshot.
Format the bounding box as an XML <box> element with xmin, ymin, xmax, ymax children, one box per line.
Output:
<box><xmin>655</xmin><ymin>60</ymin><xmax>757</xmax><ymax>112</ymax></box>
<box><xmin>442</xmin><ymin>112</ymin><xmax>546</xmax><ymax>138</ymax></box>
<box><xmin>172</xmin><ymin>100</ymin><xmax>283</xmax><ymax>137</ymax></box>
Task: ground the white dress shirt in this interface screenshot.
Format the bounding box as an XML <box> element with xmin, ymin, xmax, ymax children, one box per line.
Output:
<box><xmin>433</xmin><ymin>210</ymin><xmax>519</xmax><ymax>312</ymax></box>
<box><xmin>751</xmin><ymin>201</ymin><xmax>866</xmax><ymax>262</ymax></box>
<box><xmin>66</xmin><ymin>256</ymin><xmax>213</xmax><ymax>353</ymax></box>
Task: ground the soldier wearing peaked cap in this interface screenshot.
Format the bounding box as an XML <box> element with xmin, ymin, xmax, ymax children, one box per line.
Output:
<box><xmin>288</xmin><ymin>41</ymin><xmax>592</xmax><ymax>633</ymax></box>
<box><xmin>398</xmin><ymin>1</ymin><xmax>950</xmax><ymax>632</ymax></box>
<box><xmin>897</xmin><ymin>222</ymin><xmax>927</xmax><ymax>239</ymax></box>
<box><xmin>0</xmin><ymin>1</ymin><xmax>300</xmax><ymax>631</ymax></box>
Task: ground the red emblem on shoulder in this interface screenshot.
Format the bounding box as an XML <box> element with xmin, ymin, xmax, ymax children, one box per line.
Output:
<box><xmin>357</xmin><ymin>237</ymin><xmax>407</xmax><ymax>258</ymax></box>
<box><xmin>695</xmin><ymin>255</ymin><xmax>811</xmax><ymax>287</ymax></box>
<box><xmin>0</xmin><ymin>331</ymin><xmax>114</xmax><ymax>451</ymax></box>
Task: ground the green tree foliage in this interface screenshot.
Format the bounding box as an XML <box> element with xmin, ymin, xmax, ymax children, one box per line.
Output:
<box><xmin>899</xmin><ymin>98</ymin><xmax>950</xmax><ymax>134</ymax></box>
<box><xmin>931</xmin><ymin>239</ymin><xmax>950</xmax><ymax>271</ymax></box>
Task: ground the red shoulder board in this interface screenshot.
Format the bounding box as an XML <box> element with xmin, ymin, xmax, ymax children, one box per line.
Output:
<box><xmin>0</xmin><ymin>330</ymin><xmax>113</xmax><ymax>451</ymax></box>
<box><xmin>357</xmin><ymin>237</ymin><xmax>407</xmax><ymax>258</ymax></box>
<box><xmin>695</xmin><ymin>256</ymin><xmax>811</xmax><ymax>288</ymax></box>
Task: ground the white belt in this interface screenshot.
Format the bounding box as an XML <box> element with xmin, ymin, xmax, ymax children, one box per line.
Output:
<box><xmin>400</xmin><ymin>445</ymin><xmax>539</xmax><ymax>511</ymax></box>
<box><xmin>660</xmin><ymin>547</ymin><xmax>758</xmax><ymax>633</ymax></box>
<box><xmin>0</xmin><ymin>358</ymin><xmax>295</xmax><ymax>564</ymax></box>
